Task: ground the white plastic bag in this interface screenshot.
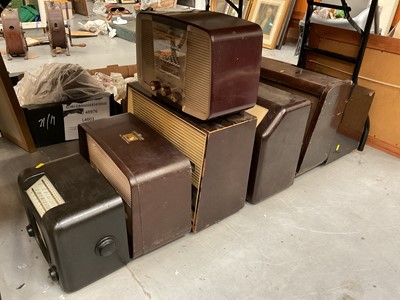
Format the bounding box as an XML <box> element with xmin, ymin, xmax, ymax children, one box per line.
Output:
<box><xmin>16</xmin><ymin>63</ymin><xmax>106</xmax><ymax>106</ymax></box>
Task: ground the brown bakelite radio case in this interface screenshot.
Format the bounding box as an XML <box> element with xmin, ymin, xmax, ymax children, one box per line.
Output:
<box><xmin>127</xmin><ymin>82</ymin><xmax>257</xmax><ymax>232</ymax></box>
<box><xmin>79</xmin><ymin>113</ymin><xmax>192</xmax><ymax>258</ymax></box>
<box><xmin>1</xmin><ymin>8</ymin><xmax>29</xmax><ymax>60</ymax></box>
<box><xmin>246</xmin><ymin>83</ymin><xmax>311</xmax><ymax>204</ymax></box>
<box><xmin>18</xmin><ymin>154</ymin><xmax>130</xmax><ymax>293</ymax></box>
<box><xmin>136</xmin><ymin>10</ymin><xmax>263</xmax><ymax>120</ymax></box>
<box><xmin>260</xmin><ymin>57</ymin><xmax>366</xmax><ymax>175</ymax></box>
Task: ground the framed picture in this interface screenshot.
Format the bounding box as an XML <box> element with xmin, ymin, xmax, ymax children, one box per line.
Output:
<box><xmin>248</xmin><ymin>0</ymin><xmax>290</xmax><ymax>49</ymax></box>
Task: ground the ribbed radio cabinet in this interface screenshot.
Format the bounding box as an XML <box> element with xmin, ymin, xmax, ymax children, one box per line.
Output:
<box><xmin>127</xmin><ymin>82</ymin><xmax>257</xmax><ymax>232</ymax></box>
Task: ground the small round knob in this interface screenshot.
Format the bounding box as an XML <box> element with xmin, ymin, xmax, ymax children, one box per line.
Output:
<box><xmin>26</xmin><ymin>224</ymin><xmax>35</xmax><ymax>237</ymax></box>
<box><xmin>160</xmin><ymin>86</ymin><xmax>171</xmax><ymax>97</ymax></box>
<box><xmin>150</xmin><ymin>81</ymin><xmax>161</xmax><ymax>91</ymax></box>
<box><xmin>170</xmin><ymin>91</ymin><xmax>182</xmax><ymax>104</ymax></box>
<box><xmin>48</xmin><ymin>266</ymin><xmax>59</xmax><ymax>282</ymax></box>
<box><xmin>95</xmin><ymin>236</ymin><xmax>116</xmax><ymax>257</ymax></box>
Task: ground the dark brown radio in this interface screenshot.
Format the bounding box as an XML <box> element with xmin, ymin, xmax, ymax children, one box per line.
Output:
<box><xmin>78</xmin><ymin>113</ymin><xmax>192</xmax><ymax>258</ymax></box>
<box><xmin>1</xmin><ymin>8</ymin><xmax>28</xmax><ymax>60</ymax></box>
<box><xmin>246</xmin><ymin>82</ymin><xmax>311</xmax><ymax>204</ymax></box>
<box><xmin>260</xmin><ymin>57</ymin><xmax>355</xmax><ymax>175</ymax></box>
<box><xmin>18</xmin><ymin>154</ymin><xmax>130</xmax><ymax>293</ymax></box>
<box><xmin>45</xmin><ymin>1</ymin><xmax>70</xmax><ymax>56</ymax></box>
<box><xmin>136</xmin><ymin>10</ymin><xmax>263</xmax><ymax>120</ymax></box>
<box><xmin>127</xmin><ymin>82</ymin><xmax>257</xmax><ymax>232</ymax></box>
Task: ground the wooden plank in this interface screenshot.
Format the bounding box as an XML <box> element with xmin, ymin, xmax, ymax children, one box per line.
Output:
<box><xmin>0</xmin><ymin>56</ymin><xmax>36</xmax><ymax>152</ymax></box>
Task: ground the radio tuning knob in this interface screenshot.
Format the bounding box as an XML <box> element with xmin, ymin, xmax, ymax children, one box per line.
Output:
<box><xmin>170</xmin><ymin>91</ymin><xmax>182</xmax><ymax>103</ymax></box>
<box><xmin>26</xmin><ymin>224</ymin><xmax>35</xmax><ymax>237</ymax></box>
<box><xmin>95</xmin><ymin>236</ymin><xmax>117</xmax><ymax>257</ymax></box>
<box><xmin>48</xmin><ymin>266</ymin><xmax>59</xmax><ymax>282</ymax></box>
<box><xmin>160</xmin><ymin>86</ymin><xmax>171</xmax><ymax>97</ymax></box>
<box><xmin>150</xmin><ymin>81</ymin><xmax>161</xmax><ymax>91</ymax></box>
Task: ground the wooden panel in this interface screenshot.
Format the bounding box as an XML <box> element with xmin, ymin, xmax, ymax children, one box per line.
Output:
<box><xmin>0</xmin><ymin>55</ymin><xmax>36</xmax><ymax>152</ymax></box>
<box><xmin>305</xmin><ymin>24</ymin><xmax>400</xmax><ymax>157</ymax></box>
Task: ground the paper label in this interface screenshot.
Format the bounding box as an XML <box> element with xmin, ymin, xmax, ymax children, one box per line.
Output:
<box><xmin>62</xmin><ymin>97</ymin><xmax>110</xmax><ymax>140</ymax></box>
<box><xmin>25</xmin><ymin>175</ymin><xmax>65</xmax><ymax>217</ymax></box>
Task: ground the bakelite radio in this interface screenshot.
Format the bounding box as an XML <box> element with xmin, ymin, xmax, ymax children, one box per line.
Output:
<box><xmin>18</xmin><ymin>154</ymin><xmax>130</xmax><ymax>293</ymax></box>
<box><xmin>136</xmin><ymin>10</ymin><xmax>263</xmax><ymax>120</ymax></box>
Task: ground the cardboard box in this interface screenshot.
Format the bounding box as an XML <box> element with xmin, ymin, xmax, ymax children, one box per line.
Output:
<box><xmin>23</xmin><ymin>94</ymin><xmax>116</xmax><ymax>147</ymax></box>
<box><xmin>17</xmin><ymin>64</ymin><xmax>136</xmax><ymax>148</ymax></box>
<box><xmin>88</xmin><ymin>64</ymin><xmax>137</xmax><ymax>113</ymax></box>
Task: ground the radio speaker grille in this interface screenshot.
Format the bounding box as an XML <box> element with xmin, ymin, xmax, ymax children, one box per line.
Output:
<box><xmin>87</xmin><ymin>134</ymin><xmax>131</xmax><ymax>206</ymax></box>
<box><xmin>183</xmin><ymin>26</ymin><xmax>211</xmax><ymax>119</ymax></box>
<box><xmin>128</xmin><ymin>88</ymin><xmax>206</xmax><ymax>189</ymax></box>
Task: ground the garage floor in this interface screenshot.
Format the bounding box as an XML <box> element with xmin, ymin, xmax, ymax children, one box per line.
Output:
<box><xmin>1</xmin><ymin>11</ymin><xmax>400</xmax><ymax>300</ymax></box>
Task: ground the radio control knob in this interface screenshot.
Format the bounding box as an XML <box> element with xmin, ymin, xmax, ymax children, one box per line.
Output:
<box><xmin>170</xmin><ymin>91</ymin><xmax>182</xmax><ymax>103</ymax></box>
<box><xmin>161</xmin><ymin>86</ymin><xmax>171</xmax><ymax>97</ymax></box>
<box><xmin>95</xmin><ymin>236</ymin><xmax>117</xmax><ymax>257</ymax></box>
<box><xmin>26</xmin><ymin>224</ymin><xmax>35</xmax><ymax>237</ymax></box>
<box><xmin>48</xmin><ymin>266</ymin><xmax>59</xmax><ymax>282</ymax></box>
<box><xmin>150</xmin><ymin>81</ymin><xmax>161</xmax><ymax>91</ymax></box>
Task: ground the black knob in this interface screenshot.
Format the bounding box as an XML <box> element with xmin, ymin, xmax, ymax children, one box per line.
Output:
<box><xmin>95</xmin><ymin>236</ymin><xmax>116</xmax><ymax>257</ymax></box>
<box><xmin>48</xmin><ymin>266</ymin><xmax>59</xmax><ymax>282</ymax></box>
<box><xmin>170</xmin><ymin>91</ymin><xmax>182</xmax><ymax>104</ymax></box>
<box><xmin>150</xmin><ymin>81</ymin><xmax>161</xmax><ymax>91</ymax></box>
<box><xmin>160</xmin><ymin>86</ymin><xmax>171</xmax><ymax>97</ymax></box>
<box><xmin>26</xmin><ymin>224</ymin><xmax>35</xmax><ymax>237</ymax></box>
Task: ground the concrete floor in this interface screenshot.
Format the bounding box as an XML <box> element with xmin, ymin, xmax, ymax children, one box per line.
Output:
<box><xmin>1</xmin><ymin>11</ymin><xmax>400</xmax><ymax>300</ymax></box>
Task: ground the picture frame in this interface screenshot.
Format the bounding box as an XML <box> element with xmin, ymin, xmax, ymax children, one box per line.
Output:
<box><xmin>248</xmin><ymin>0</ymin><xmax>290</xmax><ymax>49</ymax></box>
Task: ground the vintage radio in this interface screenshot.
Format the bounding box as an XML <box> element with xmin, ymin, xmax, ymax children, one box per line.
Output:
<box><xmin>127</xmin><ymin>82</ymin><xmax>257</xmax><ymax>232</ymax></box>
<box><xmin>78</xmin><ymin>113</ymin><xmax>192</xmax><ymax>258</ymax></box>
<box><xmin>246</xmin><ymin>83</ymin><xmax>311</xmax><ymax>204</ymax></box>
<box><xmin>136</xmin><ymin>10</ymin><xmax>263</xmax><ymax>120</ymax></box>
<box><xmin>45</xmin><ymin>1</ymin><xmax>70</xmax><ymax>56</ymax></box>
<box><xmin>18</xmin><ymin>154</ymin><xmax>130</xmax><ymax>292</ymax></box>
<box><xmin>1</xmin><ymin>8</ymin><xmax>29</xmax><ymax>60</ymax></box>
<box><xmin>260</xmin><ymin>57</ymin><xmax>354</xmax><ymax>175</ymax></box>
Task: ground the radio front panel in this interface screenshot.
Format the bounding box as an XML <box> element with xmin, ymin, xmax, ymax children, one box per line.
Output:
<box><xmin>136</xmin><ymin>10</ymin><xmax>262</xmax><ymax>120</ymax></box>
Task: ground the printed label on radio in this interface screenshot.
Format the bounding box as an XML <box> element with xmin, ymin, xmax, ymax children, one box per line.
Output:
<box><xmin>25</xmin><ymin>175</ymin><xmax>65</xmax><ymax>217</ymax></box>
